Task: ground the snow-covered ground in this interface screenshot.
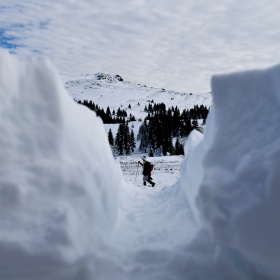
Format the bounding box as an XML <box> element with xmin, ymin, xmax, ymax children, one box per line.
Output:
<box><xmin>119</xmin><ymin>155</ymin><xmax>183</xmax><ymax>187</ymax></box>
<box><xmin>61</xmin><ymin>72</ymin><xmax>212</xmax><ymax>123</ymax></box>
<box><xmin>113</xmin><ymin>155</ymin><xmax>196</xmax><ymax>251</ymax></box>
<box><xmin>1</xmin><ymin>49</ymin><xmax>280</xmax><ymax>280</ymax></box>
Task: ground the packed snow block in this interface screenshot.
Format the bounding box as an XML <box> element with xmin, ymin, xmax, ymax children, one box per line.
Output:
<box><xmin>180</xmin><ymin>129</ymin><xmax>204</xmax><ymax>226</ymax></box>
<box><xmin>196</xmin><ymin>65</ymin><xmax>280</xmax><ymax>278</ymax></box>
<box><xmin>0</xmin><ymin>50</ymin><xmax>122</xmax><ymax>279</ymax></box>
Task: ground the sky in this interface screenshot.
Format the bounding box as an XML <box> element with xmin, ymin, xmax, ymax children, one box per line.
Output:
<box><xmin>1</xmin><ymin>0</ymin><xmax>280</xmax><ymax>93</ymax></box>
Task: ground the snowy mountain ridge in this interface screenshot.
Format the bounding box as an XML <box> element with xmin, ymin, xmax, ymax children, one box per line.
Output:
<box><xmin>61</xmin><ymin>72</ymin><xmax>212</xmax><ymax>121</ymax></box>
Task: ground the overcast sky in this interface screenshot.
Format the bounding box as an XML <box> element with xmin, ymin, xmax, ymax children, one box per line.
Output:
<box><xmin>1</xmin><ymin>0</ymin><xmax>280</xmax><ymax>92</ymax></box>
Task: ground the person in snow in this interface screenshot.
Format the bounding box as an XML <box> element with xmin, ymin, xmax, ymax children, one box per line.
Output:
<box><xmin>138</xmin><ymin>156</ymin><xmax>155</xmax><ymax>187</ymax></box>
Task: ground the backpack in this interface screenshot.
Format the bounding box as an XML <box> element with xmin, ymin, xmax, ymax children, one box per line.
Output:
<box><xmin>150</xmin><ymin>163</ymin><xmax>154</xmax><ymax>171</ymax></box>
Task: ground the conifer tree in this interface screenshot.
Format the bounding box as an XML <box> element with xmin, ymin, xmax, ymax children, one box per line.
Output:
<box><xmin>137</xmin><ymin>120</ymin><xmax>149</xmax><ymax>152</ymax></box>
<box><xmin>123</xmin><ymin>122</ymin><xmax>131</xmax><ymax>155</ymax></box>
<box><xmin>106</xmin><ymin>106</ymin><xmax>111</xmax><ymax>116</ymax></box>
<box><xmin>129</xmin><ymin>129</ymin><xmax>136</xmax><ymax>153</ymax></box>
<box><xmin>174</xmin><ymin>137</ymin><xmax>180</xmax><ymax>155</ymax></box>
<box><xmin>117</xmin><ymin>108</ymin><xmax>121</xmax><ymax>117</ymax></box>
<box><xmin>192</xmin><ymin>118</ymin><xmax>199</xmax><ymax>130</ymax></box>
<box><xmin>115</xmin><ymin>123</ymin><xmax>124</xmax><ymax>155</ymax></box>
<box><xmin>108</xmin><ymin>128</ymin><xmax>114</xmax><ymax>146</ymax></box>
<box><xmin>166</xmin><ymin>136</ymin><xmax>174</xmax><ymax>155</ymax></box>
<box><xmin>174</xmin><ymin>137</ymin><xmax>184</xmax><ymax>155</ymax></box>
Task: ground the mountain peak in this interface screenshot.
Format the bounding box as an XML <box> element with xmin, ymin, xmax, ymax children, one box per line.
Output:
<box><xmin>95</xmin><ymin>72</ymin><xmax>123</xmax><ymax>82</ymax></box>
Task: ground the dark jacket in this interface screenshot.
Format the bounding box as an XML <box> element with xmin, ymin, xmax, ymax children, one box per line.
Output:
<box><xmin>143</xmin><ymin>161</ymin><xmax>151</xmax><ymax>176</ymax></box>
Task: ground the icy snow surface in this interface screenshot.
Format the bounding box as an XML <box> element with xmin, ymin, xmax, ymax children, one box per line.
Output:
<box><xmin>1</xmin><ymin>49</ymin><xmax>280</xmax><ymax>279</ymax></box>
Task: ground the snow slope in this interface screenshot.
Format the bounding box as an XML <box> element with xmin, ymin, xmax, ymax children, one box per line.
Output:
<box><xmin>61</xmin><ymin>72</ymin><xmax>212</xmax><ymax>122</ymax></box>
<box><xmin>1</xmin><ymin>49</ymin><xmax>280</xmax><ymax>280</ymax></box>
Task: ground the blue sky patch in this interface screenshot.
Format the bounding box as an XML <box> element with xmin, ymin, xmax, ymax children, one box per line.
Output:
<box><xmin>0</xmin><ymin>29</ymin><xmax>20</xmax><ymax>49</ymax></box>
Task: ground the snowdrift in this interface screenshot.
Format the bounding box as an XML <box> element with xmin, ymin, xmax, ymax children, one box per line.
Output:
<box><xmin>181</xmin><ymin>65</ymin><xmax>280</xmax><ymax>279</ymax></box>
<box><xmin>0</xmin><ymin>50</ymin><xmax>122</xmax><ymax>279</ymax></box>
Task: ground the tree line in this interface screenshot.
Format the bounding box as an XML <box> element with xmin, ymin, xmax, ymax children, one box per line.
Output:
<box><xmin>77</xmin><ymin>100</ymin><xmax>136</xmax><ymax>124</ymax></box>
<box><xmin>144</xmin><ymin>103</ymin><xmax>209</xmax><ymax>123</ymax></box>
<box><xmin>137</xmin><ymin>103</ymin><xmax>209</xmax><ymax>156</ymax></box>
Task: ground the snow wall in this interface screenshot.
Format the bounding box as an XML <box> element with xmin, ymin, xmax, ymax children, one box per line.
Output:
<box><xmin>0</xmin><ymin>50</ymin><xmax>122</xmax><ymax>279</ymax></box>
<box><xmin>1</xmin><ymin>49</ymin><xmax>280</xmax><ymax>280</ymax></box>
<box><xmin>181</xmin><ymin>64</ymin><xmax>280</xmax><ymax>279</ymax></box>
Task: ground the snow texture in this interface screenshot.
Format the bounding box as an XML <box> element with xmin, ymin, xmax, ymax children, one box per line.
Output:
<box><xmin>180</xmin><ymin>129</ymin><xmax>205</xmax><ymax>227</ymax></box>
<box><xmin>208</xmin><ymin>66</ymin><xmax>280</xmax><ymax>278</ymax></box>
<box><xmin>181</xmin><ymin>64</ymin><xmax>280</xmax><ymax>279</ymax></box>
<box><xmin>0</xmin><ymin>49</ymin><xmax>122</xmax><ymax>279</ymax></box>
<box><xmin>1</xmin><ymin>49</ymin><xmax>280</xmax><ymax>280</ymax></box>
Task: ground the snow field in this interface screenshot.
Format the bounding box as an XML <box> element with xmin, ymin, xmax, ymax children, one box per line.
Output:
<box><xmin>62</xmin><ymin>72</ymin><xmax>212</xmax><ymax>123</ymax></box>
<box><xmin>112</xmin><ymin>155</ymin><xmax>197</xmax><ymax>249</ymax></box>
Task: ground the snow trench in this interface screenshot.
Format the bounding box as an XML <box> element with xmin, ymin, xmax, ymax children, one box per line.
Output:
<box><xmin>0</xmin><ymin>49</ymin><xmax>280</xmax><ymax>279</ymax></box>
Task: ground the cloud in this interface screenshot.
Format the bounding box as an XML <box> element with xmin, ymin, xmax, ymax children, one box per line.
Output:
<box><xmin>1</xmin><ymin>0</ymin><xmax>280</xmax><ymax>92</ymax></box>
<box><xmin>0</xmin><ymin>29</ymin><xmax>19</xmax><ymax>49</ymax></box>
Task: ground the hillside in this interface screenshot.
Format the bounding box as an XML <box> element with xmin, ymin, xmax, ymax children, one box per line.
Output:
<box><xmin>61</xmin><ymin>72</ymin><xmax>212</xmax><ymax>121</ymax></box>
